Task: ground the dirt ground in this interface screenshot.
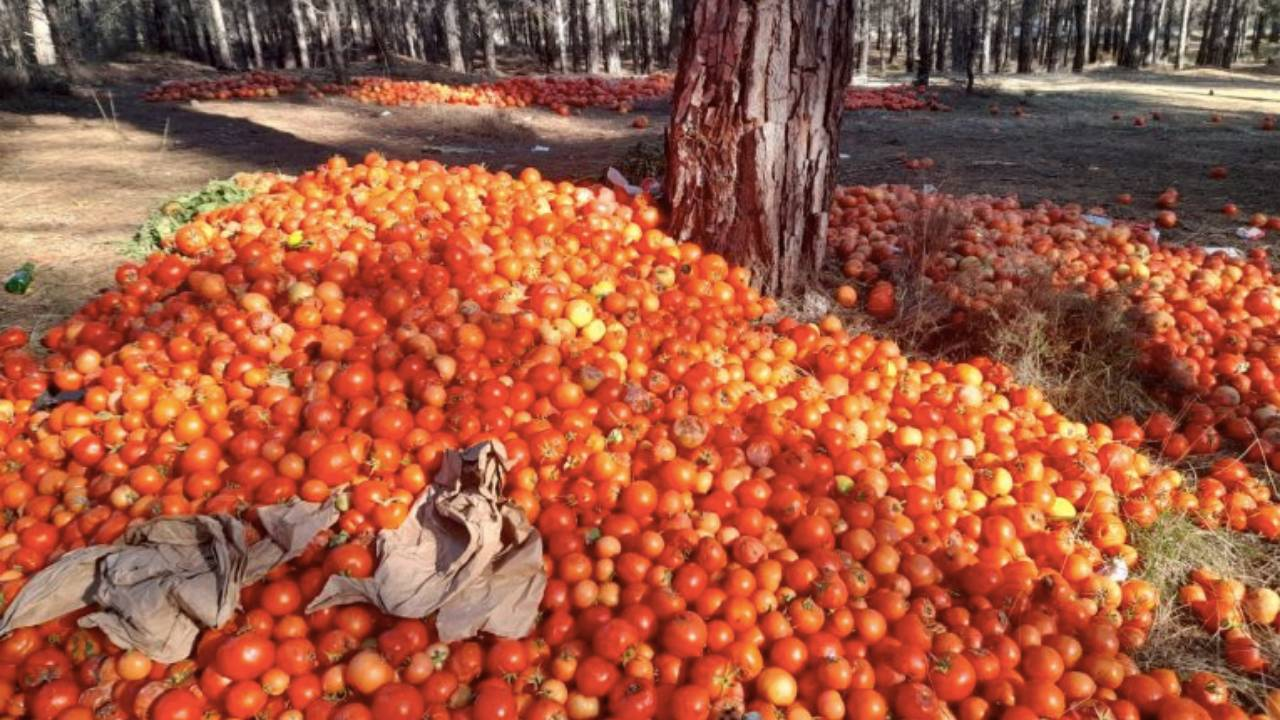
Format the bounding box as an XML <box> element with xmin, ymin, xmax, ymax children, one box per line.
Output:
<box><xmin>1</xmin><ymin>58</ymin><xmax>1278</xmax><ymax>340</ymax></box>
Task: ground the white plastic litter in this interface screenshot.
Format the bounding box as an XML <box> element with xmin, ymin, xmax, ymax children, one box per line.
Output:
<box><xmin>1204</xmin><ymin>246</ymin><xmax>1245</xmax><ymax>259</ymax></box>
<box><xmin>606</xmin><ymin>167</ymin><xmax>643</xmax><ymax>197</ymax></box>
<box><xmin>531</xmin><ymin>145</ymin><xmax>551</xmax><ymax>153</ymax></box>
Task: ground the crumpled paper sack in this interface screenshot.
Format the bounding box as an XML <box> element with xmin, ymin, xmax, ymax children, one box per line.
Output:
<box><xmin>307</xmin><ymin>440</ymin><xmax>547</xmax><ymax>642</ymax></box>
<box><xmin>0</xmin><ymin>498</ymin><xmax>337</xmax><ymax>663</ymax></box>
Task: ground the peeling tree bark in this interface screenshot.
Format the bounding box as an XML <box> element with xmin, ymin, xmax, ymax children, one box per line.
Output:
<box><xmin>664</xmin><ymin>0</ymin><xmax>854</xmax><ymax>299</ymax></box>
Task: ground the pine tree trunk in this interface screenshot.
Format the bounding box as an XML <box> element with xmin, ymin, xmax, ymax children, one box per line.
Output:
<box><xmin>1174</xmin><ymin>0</ymin><xmax>1191</xmax><ymax>65</ymax></box>
<box><xmin>667</xmin><ymin>0</ymin><xmax>684</xmax><ymax>66</ymax></box>
<box><xmin>205</xmin><ymin>0</ymin><xmax>234</xmax><ymax>67</ymax></box>
<box><xmin>41</xmin><ymin>0</ymin><xmax>79</xmax><ymax>74</ymax></box>
<box><xmin>288</xmin><ymin>0</ymin><xmax>310</xmax><ymax>67</ymax></box>
<box><xmin>324</xmin><ymin>0</ymin><xmax>347</xmax><ymax>80</ymax></box>
<box><xmin>244</xmin><ymin>0</ymin><xmax>264</xmax><ymax>68</ymax></box>
<box><xmin>905</xmin><ymin>0</ymin><xmax>917</xmax><ymax>72</ymax></box>
<box><xmin>655</xmin><ymin>0</ymin><xmax>671</xmax><ymax>64</ymax></box>
<box><xmin>472</xmin><ymin>0</ymin><xmax>497</xmax><ymax>72</ymax></box>
<box><xmin>2</xmin><ymin>0</ymin><xmax>30</xmax><ymax>86</ymax></box>
<box><xmin>1221</xmin><ymin>0</ymin><xmax>1242</xmax><ymax>66</ymax></box>
<box><xmin>1072</xmin><ymin>0</ymin><xmax>1090</xmax><ymax>68</ymax></box>
<box><xmin>1119</xmin><ymin>0</ymin><xmax>1140</xmax><ymax>65</ymax></box>
<box><xmin>665</xmin><ymin>0</ymin><xmax>854</xmax><ymax>299</ymax></box>
<box><xmin>1046</xmin><ymin>0</ymin><xmax>1062</xmax><ymax>69</ymax></box>
<box><xmin>934</xmin><ymin>0</ymin><xmax>948</xmax><ymax>69</ymax></box>
<box><xmin>918</xmin><ymin>0</ymin><xmax>933</xmax><ymax>82</ymax></box>
<box><xmin>582</xmin><ymin>0</ymin><xmax>601</xmax><ymax>70</ymax></box>
<box><xmin>890</xmin><ymin>0</ymin><xmax>901</xmax><ymax>63</ymax></box>
<box><xmin>28</xmin><ymin>0</ymin><xmax>57</xmax><ymax>64</ymax></box>
<box><xmin>981</xmin><ymin>0</ymin><xmax>993</xmax><ymax>70</ymax></box>
<box><xmin>1017</xmin><ymin>0</ymin><xmax>1037</xmax><ymax>70</ymax></box>
<box><xmin>856</xmin><ymin>0</ymin><xmax>871</xmax><ymax>78</ymax></box>
<box><xmin>440</xmin><ymin>0</ymin><xmax>466</xmax><ymax>71</ymax></box>
<box><xmin>634</xmin><ymin>0</ymin><xmax>652</xmax><ymax>72</ymax></box>
<box><xmin>1146</xmin><ymin>0</ymin><xmax>1165</xmax><ymax>61</ymax></box>
<box><xmin>1095</xmin><ymin>0</ymin><xmax>1105</xmax><ymax>58</ymax></box>
<box><xmin>599</xmin><ymin>0</ymin><xmax>621</xmax><ymax>72</ymax></box>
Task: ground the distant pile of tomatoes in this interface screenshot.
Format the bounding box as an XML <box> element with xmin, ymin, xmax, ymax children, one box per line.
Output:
<box><xmin>142</xmin><ymin>73</ymin><xmax>946</xmax><ymax>117</ymax></box>
<box><xmin>0</xmin><ymin>154</ymin><xmax>1277</xmax><ymax>720</ymax></box>
<box><xmin>331</xmin><ymin>75</ymin><xmax>674</xmax><ymax>115</ymax></box>
<box><xmin>142</xmin><ymin>73</ymin><xmax>301</xmax><ymax>102</ymax></box>
<box><xmin>843</xmin><ymin>86</ymin><xmax>949</xmax><ymax>112</ymax></box>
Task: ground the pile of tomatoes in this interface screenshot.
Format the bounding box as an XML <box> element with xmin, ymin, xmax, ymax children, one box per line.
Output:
<box><xmin>332</xmin><ymin>75</ymin><xmax>674</xmax><ymax>115</ymax></box>
<box><xmin>830</xmin><ymin>184</ymin><xmax>1280</xmax><ymax>527</ymax></box>
<box><xmin>0</xmin><ymin>154</ymin><xmax>1277</xmax><ymax>720</ymax></box>
<box><xmin>142</xmin><ymin>73</ymin><xmax>302</xmax><ymax>102</ymax></box>
<box><xmin>143</xmin><ymin>72</ymin><xmax>944</xmax><ymax>118</ymax></box>
<box><xmin>843</xmin><ymin>86</ymin><xmax>949</xmax><ymax>112</ymax></box>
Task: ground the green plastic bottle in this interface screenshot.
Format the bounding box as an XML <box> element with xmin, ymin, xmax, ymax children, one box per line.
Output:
<box><xmin>4</xmin><ymin>263</ymin><xmax>34</xmax><ymax>295</ymax></box>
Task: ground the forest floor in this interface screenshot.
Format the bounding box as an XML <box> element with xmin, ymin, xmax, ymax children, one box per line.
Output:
<box><xmin>0</xmin><ymin>56</ymin><xmax>1277</xmax><ymax>338</ymax></box>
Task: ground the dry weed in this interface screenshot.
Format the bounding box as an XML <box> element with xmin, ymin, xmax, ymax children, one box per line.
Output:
<box><xmin>1131</xmin><ymin>513</ymin><xmax>1280</xmax><ymax>710</ymax></box>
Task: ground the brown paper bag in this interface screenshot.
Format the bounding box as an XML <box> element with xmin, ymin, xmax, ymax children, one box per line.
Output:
<box><xmin>307</xmin><ymin>440</ymin><xmax>546</xmax><ymax>642</ymax></box>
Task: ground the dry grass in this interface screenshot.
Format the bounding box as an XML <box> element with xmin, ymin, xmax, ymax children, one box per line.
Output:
<box><xmin>838</xmin><ymin>198</ymin><xmax>1157</xmax><ymax>423</ymax></box>
<box><xmin>978</xmin><ymin>287</ymin><xmax>1157</xmax><ymax>423</ymax></box>
<box><xmin>1131</xmin><ymin>513</ymin><xmax>1280</xmax><ymax>710</ymax></box>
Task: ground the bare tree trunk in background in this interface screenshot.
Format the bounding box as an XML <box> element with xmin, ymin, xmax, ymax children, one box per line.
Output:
<box><xmin>324</xmin><ymin>0</ymin><xmax>346</xmax><ymax>80</ymax></box>
<box><xmin>917</xmin><ymin>0</ymin><xmax>932</xmax><ymax>82</ymax></box>
<box><xmin>994</xmin><ymin>0</ymin><xmax>1008</xmax><ymax>68</ymax></box>
<box><xmin>980</xmin><ymin>0</ymin><xmax>993</xmax><ymax>70</ymax></box>
<box><xmin>1</xmin><ymin>1</ymin><xmax>31</xmax><ymax>85</ymax></box>
<box><xmin>654</xmin><ymin>0</ymin><xmax>670</xmax><ymax>63</ymax></box>
<box><xmin>1147</xmin><ymin>0</ymin><xmax>1165</xmax><ymax>61</ymax></box>
<box><xmin>666</xmin><ymin>0</ymin><xmax>854</xmax><ymax>298</ymax></box>
<box><xmin>935</xmin><ymin>0</ymin><xmax>949</xmax><ymax>69</ymax></box>
<box><xmin>1251</xmin><ymin>10</ymin><xmax>1265</xmax><ymax>54</ymax></box>
<box><xmin>667</xmin><ymin>0</ymin><xmax>684</xmax><ymax>65</ymax></box>
<box><xmin>41</xmin><ymin>0</ymin><xmax>79</xmax><ymax>75</ymax></box>
<box><xmin>856</xmin><ymin>0</ymin><xmax>871</xmax><ymax>78</ymax></box>
<box><xmin>1120</xmin><ymin>0</ymin><xmax>1142</xmax><ymax>65</ymax></box>
<box><xmin>361</xmin><ymin>0</ymin><xmax>395</xmax><ymax>69</ymax></box>
<box><xmin>1222</xmin><ymin>0</ymin><xmax>1243</xmax><ymax>65</ymax></box>
<box><xmin>1072</xmin><ymin>0</ymin><xmax>1091</xmax><ymax>68</ymax></box>
<box><xmin>244</xmin><ymin>0</ymin><xmax>264</xmax><ymax>68</ymax></box>
<box><xmin>890</xmin><ymin>0</ymin><xmax>901</xmax><ymax>63</ymax></box>
<box><xmin>476</xmin><ymin>0</ymin><xmax>498</xmax><ymax>72</ymax></box>
<box><xmin>633</xmin><ymin>0</ymin><xmax>652</xmax><ymax>72</ymax></box>
<box><xmin>28</xmin><ymin>0</ymin><xmax>58</xmax><ymax>64</ymax></box>
<box><xmin>546</xmin><ymin>0</ymin><xmax>569</xmax><ymax>71</ymax></box>
<box><xmin>1090</xmin><ymin>0</ymin><xmax>1104</xmax><ymax>60</ymax></box>
<box><xmin>288</xmin><ymin>0</ymin><xmax>310</xmax><ymax>67</ymax></box>
<box><xmin>205</xmin><ymin>0</ymin><xmax>234</xmax><ymax>67</ymax></box>
<box><xmin>1172</xmin><ymin>0</ymin><xmax>1192</xmax><ymax>63</ymax></box>
<box><xmin>905</xmin><ymin>0</ymin><xmax>917</xmax><ymax>72</ymax></box>
<box><xmin>1046</xmin><ymin>0</ymin><xmax>1062</xmax><ymax>68</ymax></box>
<box><xmin>1017</xmin><ymin>0</ymin><xmax>1037</xmax><ymax>70</ymax></box>
<box><xmin>582</xmin><ymin>0</ymin><xmax>601</xmax><ymax>70</ymax></box>
<box><xmin>966</xmin><ymin>0</ymin><xmax>979</xmax><ymax>89</ymax></box>
<box><xmin>1204</xmin><ymin>0</ymin><xmax>1226</xmax><ymax>63</ymax></box>
<box><xmin>600</xmin><ymin>0</ymin><xmax>621</xmax><ymax>71</ymax></box>
<box><xmin>439</xmin><ymin>0</ymin><xmax>466</xmax><ymax>71</ymax></box>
